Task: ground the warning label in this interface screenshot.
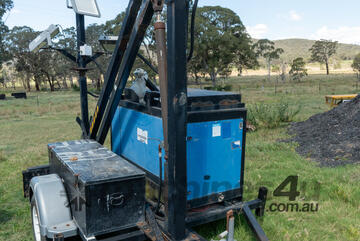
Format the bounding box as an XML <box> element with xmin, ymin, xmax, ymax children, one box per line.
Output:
<box><xmin>212</xmin><ymin>124</ymin><xmax>221</xmax><ymax>137</ymax></box>
<box><xmin>137</xmin><ymin>128</ymin><xmax>148</xmax><ymax>144</ymax></box>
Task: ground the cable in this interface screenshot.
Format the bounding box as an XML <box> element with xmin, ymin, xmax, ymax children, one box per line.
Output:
<box><xmin>92</xmin><ymin>58</ymin><xmax>105</xmax><ymax>75</ymax></box>
<box><xmin>137</xmin><ymin>53</ymin><xmax>158</xmax><ymax>74</ymax></box>
<box><xmin>87</xmin><ymin>91</ymin><xmax>99</xmax><ymax>98</ymax></box>
<box><xmin>187</xmin><ymin>0</ymin><xmax>199</xmax><ymax>62</ymax></box>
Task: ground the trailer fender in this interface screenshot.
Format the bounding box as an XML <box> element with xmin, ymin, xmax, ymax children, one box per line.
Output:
<box><xmin>30</xmin><ymin>174</ymin><xmax>77</xmax><ymax>238</ymax></box>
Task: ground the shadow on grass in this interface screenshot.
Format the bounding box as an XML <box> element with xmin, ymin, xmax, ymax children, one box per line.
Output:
<box><xmin>0</xmin><ymin>152</ymin><xmax>6</xmax><ymax>162</ymax></box>
<box><xmin>0</xmin><ymin>208</ymin><xmax>14</xmax><ymax>224</ymax></box>
<box><xmin>194</xmin><ymin>213</ymin><xmax>259</xmax><ymax>241</ymax></box>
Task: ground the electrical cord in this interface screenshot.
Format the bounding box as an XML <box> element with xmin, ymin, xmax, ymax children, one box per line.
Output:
<box><xmin>87</xmin><ymin>91</ymin><xmax>99</xmax><ymax>98</ymax></box>
<box><xmin>137</xmin><ymin>53</ymin><xmax>159</xmax><ymax>75</ymax></box>
<box><xmin>91</xmin><ymin>57</ymin><xmax>105</xmax><ymax>75</ymax></box>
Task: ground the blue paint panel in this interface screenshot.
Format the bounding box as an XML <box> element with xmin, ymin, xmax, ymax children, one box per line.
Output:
<box><xmin>112</xmin><ymin>107</ymin><xmax>244</xmax><ymax>201</ymax></box>
<box><xmin>112</xmin><ymin>108</ymin><xmax>165</xmax><ymax>177</ymax></box>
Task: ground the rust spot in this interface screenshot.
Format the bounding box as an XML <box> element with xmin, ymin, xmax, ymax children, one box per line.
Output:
<box><xmin>226</xmin><ymin>210</ymin><xmax>234</xmax><ymax>231</ymax></box>
<box><xmin>74</xmin><ymin>173</ymin><xmax>80</xmax><ymax>188</ymax></box>
<box><xmin>70</xmin><ymin>156</ymin><xmax>78</xmax><ymax>161</ymax></box>
<box><xmin>191</xmin><ymin>101</ymin><xmax>213</xmax><ymax>108</ymax></box>
<box><xmin>219</xmin><ymin>99</ymin><xmax>239</xmax><ymax>106</ymax></box>
<box><xmin>66</xmin><ymin>224</ymin><xmax>70</xmax><ymax>227</ymax></box>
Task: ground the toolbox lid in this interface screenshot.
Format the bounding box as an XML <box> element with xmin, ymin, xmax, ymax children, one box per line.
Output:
<box><xmin>48</xmin><ymin>140</ymin><xmax>145</xmax><ymax>184</ymax></box>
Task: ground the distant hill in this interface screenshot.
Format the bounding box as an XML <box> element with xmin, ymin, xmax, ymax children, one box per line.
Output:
<box><xmin>270</xmin><ymin>39</ymin><xmax>360</xmax><ymax>62</ymax></box>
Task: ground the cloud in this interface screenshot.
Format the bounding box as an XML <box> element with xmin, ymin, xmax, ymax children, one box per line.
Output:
<box><xmin>277</xmin><ymin>10</ymin><xmax>302</xmax><ymax>22</ymax></box>
<box><xmin>289</xmin><ymin>10</ymin><xmax>302</xmax><ymax>21</ymax></box>
<box><xmin>247</xmin><ymin>24</ymin><xmax>268</xmax><ymax>39</ymax></box>
<box><xmin>312</xmin><ymin>26</ymin><xmax>360</xmax><ymax>44</ymax></box>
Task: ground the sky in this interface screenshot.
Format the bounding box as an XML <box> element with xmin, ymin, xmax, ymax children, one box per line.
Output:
<box><xmin>4</xmin><ymin>0</ymin><xmax>360</xmax><ymax>44</ymax></box>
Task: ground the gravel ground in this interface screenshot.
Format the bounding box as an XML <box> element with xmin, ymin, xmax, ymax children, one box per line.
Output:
<box><xmin>288</xmin><ymin>95</ymin><xmax>360</xmax><ymax>167</ymax></box>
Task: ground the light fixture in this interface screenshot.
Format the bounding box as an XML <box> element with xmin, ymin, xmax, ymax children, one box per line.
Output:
<box><xmin>29</xmin><ymin>24</ymin><xmax>61</xmax><ymax>52</ymax></box>
<box><xmin>69</xmin><ymin>0</ymin><xmax>101</xmax><ymax>18</ymax></box>
<box><xmin>98</xmin><ymin>35</ymin><xmax>118</xmax><ymax>52</ymax></box>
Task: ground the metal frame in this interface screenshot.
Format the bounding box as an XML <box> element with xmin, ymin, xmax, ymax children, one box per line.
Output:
<box><xmin>89</xmin><ymin>0</ymin><xmax>143</xmax><ymax>140</ymax></box>
<box><xmin>96</xmin><ymin>0</ymin><xmax>154</xmax><ymax>144</ymax></box>
<box><xmin>23</xmin><ymin>0</ymin><xmax>270</xmax><ymax>240</ymax></box>
<box><xmin>164</xmin><ymin>0</ymin><xmax>189</xmax><ymax>238</ymax></box>
<box><xmin>41</xmin><ymin>13</ymin><xmax>104</xmax><ymax>138</ymax></box>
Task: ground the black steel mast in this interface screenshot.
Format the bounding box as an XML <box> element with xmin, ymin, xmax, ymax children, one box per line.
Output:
<box><xmin>165</xmin><ymin>0</ymin><xmax>188</xmax><ymax>239</ymax></box>
<box><xmin>76</xmin><ymin>13</ymin><xmax>90</xmax><ymax>138</ymax></box>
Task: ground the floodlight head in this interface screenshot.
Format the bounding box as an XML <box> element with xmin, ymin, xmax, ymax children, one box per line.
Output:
<box><xmin>29</xmin><ymin>24</ymin><xmax>61</xmax><ymax>52</ymax></box>
<box><xmin>69</xmin><ymin>0</ymin><xmax>101</xmax><ymax>18</ymax></box>
<box><xmin>99</xmin><ymin>35</ymin><xmax>118</xmax><ymax>52</ymax></box>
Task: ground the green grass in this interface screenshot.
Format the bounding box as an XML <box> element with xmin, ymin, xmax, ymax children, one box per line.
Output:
<box><xmin>1</xmin><ymin>74</ymin><xmax>360</xmax><ymax>241</ymax></box>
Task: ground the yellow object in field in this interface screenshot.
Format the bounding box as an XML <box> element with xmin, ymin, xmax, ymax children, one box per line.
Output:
<box><xmin>325</xmin><ymin>94</ymin><xmax>358</xmax><ymax>107</ymax></box>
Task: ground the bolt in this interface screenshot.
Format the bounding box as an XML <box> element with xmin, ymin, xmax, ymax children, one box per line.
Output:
<box><xmin>218</xmin><ymin>193</ymin><xmax>225</xmax><ymax>202</ymax></box>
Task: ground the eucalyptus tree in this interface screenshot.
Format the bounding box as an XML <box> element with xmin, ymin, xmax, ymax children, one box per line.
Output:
<box><xmin>0</xmin><ymin>0</ymin><xmax>13</xmax><ymax>65</ymax></box>
<box><xmin>253</xmin><ymin>39</ymin><xmax>284</xmax><ymax>82</ymax></box>
<box><xmin>309</xmin><ymin>39</ymin><xmax>337</xmax><ymax>75</ymax></box>
<box><xmin>189</xmin><ymin>6</ymin><xmax>257</xmax><ymax>86</ymax></box>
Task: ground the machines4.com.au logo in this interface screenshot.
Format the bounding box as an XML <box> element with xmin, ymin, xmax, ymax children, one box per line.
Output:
<box><xmin>267</xmin><ymin>176</ymin><xmax>320</xmax><ymax>213</ymax></box>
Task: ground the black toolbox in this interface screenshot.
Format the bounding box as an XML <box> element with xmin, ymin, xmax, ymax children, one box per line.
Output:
<box><xmin>48</xmin><ymin>140</ymin><xmax>145</xmax><ymax>237</ymax></box>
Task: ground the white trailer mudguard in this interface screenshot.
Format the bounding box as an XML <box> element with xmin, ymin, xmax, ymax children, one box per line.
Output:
<box><xmin>30</xmin><ymin>174</ymin><xmax>78</xmax><ymax>239</ymax></box>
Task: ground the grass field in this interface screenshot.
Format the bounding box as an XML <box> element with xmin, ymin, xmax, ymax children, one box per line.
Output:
<box><xmin>0</xmin><ymin>74</ymin><xmax>359</xmax><ymax>241</ymax></box>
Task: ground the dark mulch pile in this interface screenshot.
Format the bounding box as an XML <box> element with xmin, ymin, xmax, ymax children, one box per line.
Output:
<box><xmin>288</xmin><ymin>95</ymin><xmax>360</xmax><ymax>167</ymax></box>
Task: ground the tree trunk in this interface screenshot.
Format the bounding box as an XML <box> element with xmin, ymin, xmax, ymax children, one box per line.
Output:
<box><xmin>26</xmin><ymin>76</ymin><xmax>31</xmax><ymax>92</ymax></box>
<box><xmin>56</xmin><ymin>78</ymin><xmax>61</xmax><ymax>89</ymax></box>
<box><xmin>21</xmin><ymin>79</ymin><xmax>27</xmax><ymax>90</ymax></box>
<box><xmin>210</xmin><ymin>72</ymin><xmax>217</xmax><ymax>87</ymax></box>
<box><xmin>45</xmin><ymin>72</ymin><xmax>55</xmax><ymax>91</ymax></box>
<box><xmin>91</xmin><ymin>78</ymin><xmax>95</xmax><ymax>88</ymax></box>
<box><xmin>62</xmin><ymin>76</ymin><xmax>68</xmax><ymax>89</ymax></box>
<box><xmin>325</xmin><ymin>60</ymin><xmax>329</xmax><ymax>75</ymax></box>
<box><xmin>33</xmin><ymin>73</ymin><xmax>41</xmax><ymax>91</ymax></box>
<box><xmin>69</xmin><ymin>75</ymin><xmax>74</xmax><ymax>87</ymax></box>
<box><xmin>35</xmin><ymin>82</ymin><xmax>40</xmax><ymax>91</ymax></box>
<box><xmin>194</xmin><ymin>73</ymin><xmax>199</xmax><ymax>85</ymax></box>
<box><xmin>238</xmin><ymin>66</ymin><xmax>243</xmax><ymax>76</ymax></box>
<box><xmin>51</xmin><ymin>77</ymin><xmax>56</xmax><ymax>91</ymax></box>
<box><xmin>267</xmin><ymin>58</ymin><xmax>271</xmax><ymax>82</ymax></box>
<box><xmin>96</xmin><ymin>78</ymin><xmax>101</xmax><ymax>91</ymax></box>
<box><xmin>281</xmin><ymin>63</ymin><xmax>286</xmax><ymax>82</ymax></box>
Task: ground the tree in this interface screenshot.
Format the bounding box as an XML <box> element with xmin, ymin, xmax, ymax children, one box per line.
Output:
<box><xmin>0</xmin><ymin>69</ymin><xmax>4</xmax><ymax>88</ymax></box>
<box><xmin>351</xmin><ymin>53</ymin><xmax>360</xmax><ymax>81</ymax></box>
<box><xmin>5</xmin><ymin>26</ymin><xmax>71</xmax><ymax>91</ymax></box>
<box><xmin>289</xmin><ymin>57</ymin><xmax>307</xmax><ymax>82</ymax></box>
<box><xmin>55</xmin><ymin>27</ymin><xmax>78</xmax><ymax>88</ymax></box>
<box><xmin>309</xmin><ymin>39</ymin><xmax>337</xmax><ymax>75</ymax></box>
<box><xmin>85</xmin><ymin>23</ymin><xmax>109</xmax><ymax>90</ymax></box>
<box><xmin>189</xmin><ymin>6</ymin><xmax>256</xmax><ymax>86</ymax></box>
<box><xmin>5</xmin><ymin>26</ymin><xmax>41</xmax><ymax>91</ymax></box>
<box><xmin>0</xmin><ymin>0</ymin><xmax>13</xmax><ymax>65</ymax></box>
<box><xmin>253</xmin><ymin>39</ymin><xmax>284</xmax><ymax>82</ymax></box>
<box><xmin>235</xmin><ymin>41</ymin><xmax>259</xmax><ymax>76</ymax></box>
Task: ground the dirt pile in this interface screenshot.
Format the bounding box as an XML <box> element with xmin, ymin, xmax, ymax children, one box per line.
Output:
<box><xmin>289</xmin><ymin>95</ymin><xmax>360</xmax><ymax>167</ymax></box>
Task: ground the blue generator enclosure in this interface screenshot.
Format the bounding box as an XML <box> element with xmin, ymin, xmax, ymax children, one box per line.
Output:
<box><xmin>112</xmin><ymin>89</ymin><xmax>246</xmax><ymax>208</ymax></box>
